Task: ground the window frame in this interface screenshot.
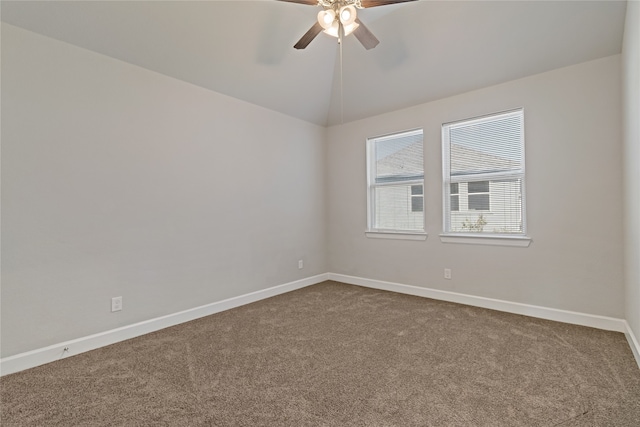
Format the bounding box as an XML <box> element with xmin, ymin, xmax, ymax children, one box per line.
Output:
<box><xmin>440</xmin><ymin>109</ymin><xmax>531</xmax><ymax>247</ymax></box>
<box><xmin>366</xmin><ymin>128</ymin><xmax>427</xmax><ymax>240</ymax></box>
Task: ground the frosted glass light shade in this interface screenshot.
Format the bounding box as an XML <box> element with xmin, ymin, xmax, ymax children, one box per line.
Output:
<box><xmin>317</xmin><ymin>9</ymin><xmax>336</xmax><ymax>30</ymax></box>
<box><xmin>323</xmin><ymin>21</ymin><xmax>359</xmax><ymax>38</ymax></box>
<box><xmin>339</xmin><ymin>5</ymin><xmax>357</xmax><ymax>26</ymax></box>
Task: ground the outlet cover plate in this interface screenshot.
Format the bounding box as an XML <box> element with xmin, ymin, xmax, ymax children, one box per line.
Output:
<box><xmin>111</xmin><ymin>296</ymin><xmax>123</xmax><ymax>312</ymax></box>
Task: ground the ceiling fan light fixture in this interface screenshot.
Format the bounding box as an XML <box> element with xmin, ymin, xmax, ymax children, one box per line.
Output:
<box><xmin>339</xmin><ymin>5</ymin><xmax>357</xmax><ymax>26</ymax></box>
<box><xmin>323</xmin><ymin>21</ymin><xmax>359</xmax><ymax>38</ymax></box>
<box><xmin>317</xmin><ymin>9</ymin><xmax>336</xmax><ymax>30</ymax></box>
<box><xmin>286</xmin><ymin>0</ymin><xmax>415</xmax><ymax>50</ymax></box>
<box><xmin>322</xmin><ymin>21</ymin><xmax>339</xmax><ymax>37</ymax></box>
<box><xmin>344</xmin><ymin>21</ymin><xmax>360</xmax><ymax>36</ymax></box>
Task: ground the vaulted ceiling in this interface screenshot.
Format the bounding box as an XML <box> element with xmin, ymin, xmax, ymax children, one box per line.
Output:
<box><xmin>1</xmin><ymin>0</ymin><xmax>628</xmax><ymax>126</ymax></box>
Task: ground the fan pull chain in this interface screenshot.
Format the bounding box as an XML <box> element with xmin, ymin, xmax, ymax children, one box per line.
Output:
<box><xmin>339</xmin><ymin>20</ymin><xmax>344</xmax><ymax>124</ymax></box>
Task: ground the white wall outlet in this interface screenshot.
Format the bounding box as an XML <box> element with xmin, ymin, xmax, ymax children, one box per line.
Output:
<box><xmin>298</xmin><ymin>259</ymin><xmax>304</xmax><ymax>269</ymax></box>
<box><xmin>111</xmin><ymin>296</ymin><xmax>123</xmax><ymax>312</ymax></box>
<box><xmin>444</xmin><ymin>269</ymin><xmax>452</xmax><ymax>280</ymax></box>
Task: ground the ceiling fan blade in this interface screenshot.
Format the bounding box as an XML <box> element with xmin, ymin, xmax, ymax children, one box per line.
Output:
<box><xmin>353</xmin><ymin>19</ymin><xmax>380</xmax><ymax>50</ymax></box>
<box><xmin>294</xmin><ymin>22</ymin><xmax>324</xmax><ymax>49</ymax></box>
<box><xmin>277</xmin><ymin>0</ymin><xmax>319</xmax><ymax>5</ymax></box>
<box><xmin>360</xmin><ymin>0</ymin><xmax>417</xmax><ymax>7</ymax></box>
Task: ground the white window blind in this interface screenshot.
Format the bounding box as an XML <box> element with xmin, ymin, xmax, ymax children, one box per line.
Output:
<box><xmin>367</xmin><ymin>129</ymin><xmax>424</xmax><ymax>232</ymax></box>
<box><xmin>442</xmin><ymin>109</ymin><xmax>526</xmax><ymax>235</ymax></box>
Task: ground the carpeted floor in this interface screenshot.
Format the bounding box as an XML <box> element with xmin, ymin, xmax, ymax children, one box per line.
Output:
<box><xmin>1</xmin><ymin>281</ymin><xmax>639</xmax><ymax>426</ymax></box>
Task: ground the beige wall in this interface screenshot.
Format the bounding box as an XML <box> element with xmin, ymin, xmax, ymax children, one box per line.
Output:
<box><xmin>327</xmin><ymin>55</ymin><xmax>624</xmax><ymax>318</ymax></box>
<box><xmin>1</xmin><ymin>24</ymin><xmax>327</xmax><ymax>357</ymax></box>
<box><xmin>2</xmin><ymin>18</ymin><xmax>633</xmax><ymax>360</ymax></box>
<box><xmin>623</xmin><ymin>1</ymin><xmax>640</xmax><ymax>342</ymax></box>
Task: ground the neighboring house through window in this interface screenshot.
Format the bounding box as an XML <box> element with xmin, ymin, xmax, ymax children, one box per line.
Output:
<box><xmin>468</xmin><ymin>181</ymin><xmax>490</xmax><ymax>211</ymax></box>
<box><xmin>442</xmin><ymin>109</ymin><xmax>526</xmax><ymax>235</ymax></box>
<box><xmin>411</xmin><ymin>185</ymin><xmax>423</xmax><ymax>212</ymax></box>
<box><xmin>450</xmin><ymin>183</ymin><xmax>460</xmax><ymax>212</ymax></box>
<box><xmin>367</xmin><ymin>129</ymin><xmax>424</xmax><ymax>233</ymax></box>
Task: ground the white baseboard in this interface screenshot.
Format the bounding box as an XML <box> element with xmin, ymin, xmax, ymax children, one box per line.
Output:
<box><xmin>0</xmin><ymin>273</ymin><xmax>329</xmax><ymax>377</ymax></box>
<box><xmin>4</xmin><ymin>272</ymin><xmax>637</xmax><ymax>376</ymax></box>
<box><xmin>328</xmin><ymin>273</ymin><xmax>628</xmax><ymax>333</ymax></box>
<box><xmin>625</xmin><ymin>322</ymin><xmax>640</xmax><ymax>369</ymax></box>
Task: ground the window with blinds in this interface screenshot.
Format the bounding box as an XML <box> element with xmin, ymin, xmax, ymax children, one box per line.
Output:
<box><xmin>442</xmin><ymin>109</ymin><xmax>526</xmax><ymax>235</ymax></box>
<box><xmin>367</xmin><ymin>129</ymin><xmax>424</xmax><ymax>232</ymax></box>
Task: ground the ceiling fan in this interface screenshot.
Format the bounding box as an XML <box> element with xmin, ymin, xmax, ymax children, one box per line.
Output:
<box><xmin>279</xmin><ymin>0</ymin><xmax>417</xmax><ymax>50</ymax></box>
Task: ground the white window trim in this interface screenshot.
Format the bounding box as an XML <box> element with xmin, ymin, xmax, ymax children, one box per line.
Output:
<box><xmin>366</xmin><ymin>231</ymin><xmax>428</xmax><ymax>241</ymax></box>
<box><xmin>439</xmin><ymin>233</ymin><xmax>531</xmax><ymax>247</ymax></box>
<box><xmin>441</xmin><ymin>109</ymin><xmax>530</xmax><ymax>244</ymax></box>
<box><xmin>366</xmin><ymin>128</ymin><xmax>425</xmax><ymax>238</ymax></box>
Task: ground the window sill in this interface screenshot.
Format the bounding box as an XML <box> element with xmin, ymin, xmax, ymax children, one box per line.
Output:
<box><xmin>439</xmin><ymin>233</ymin><xmax>531</xmax><ymax>247</ymax></box>
<box><xmin>366</xmin><ymin>231</ymin><xmax>428</xmax><ymax>241</ymax></box>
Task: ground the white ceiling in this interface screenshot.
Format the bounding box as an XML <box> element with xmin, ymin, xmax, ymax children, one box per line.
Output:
<box><xmin>1</xmin><ymin>0</ymin><xmax>628</xmax><ymax>126</ymax></box>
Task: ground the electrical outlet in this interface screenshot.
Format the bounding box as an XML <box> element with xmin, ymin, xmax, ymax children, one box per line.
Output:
<box><xmin>111</xmin><ymin>296</ymin><xmax>123</xmax><ymax>312</ymax></box>
<box><xmin>444</xmin><ymin>269</ymin><xmax>452</xmax><ymax>280</ymax></box>
<box><xmin>298</xmin><ymin>259</ymin><xmax>304</xmax><ymax>269</ymax></box>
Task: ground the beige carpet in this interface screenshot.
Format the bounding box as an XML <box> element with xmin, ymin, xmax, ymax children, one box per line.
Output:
<box><xmin>1</xmin><ymin>281</ymin><xmax>639</xmax><ymax>426</ymax></box>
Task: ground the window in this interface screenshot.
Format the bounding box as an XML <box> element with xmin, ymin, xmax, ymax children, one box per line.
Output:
<box><xmin>411</xmin><ymin>185</ymin><xmax>423</xmax><ymax>212</ymax></box>
<box><xmin>468</xmin><ymin>181</ymin><xmax>490</xmax><ymax>211</ymax></box>
<box><xmin>367</xmin><ymin>129</ymin><xmax>424</xmax><ymax>234</ymax></box>
<box><xmin>442</xmin><ymin>109</ymin><xmax>526</xmax><ymax>237</ymax></box>
<box><xmin>450</xmin><ymin>183</ymin><xmax>460</xmax><ymax>211</ymax></box>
